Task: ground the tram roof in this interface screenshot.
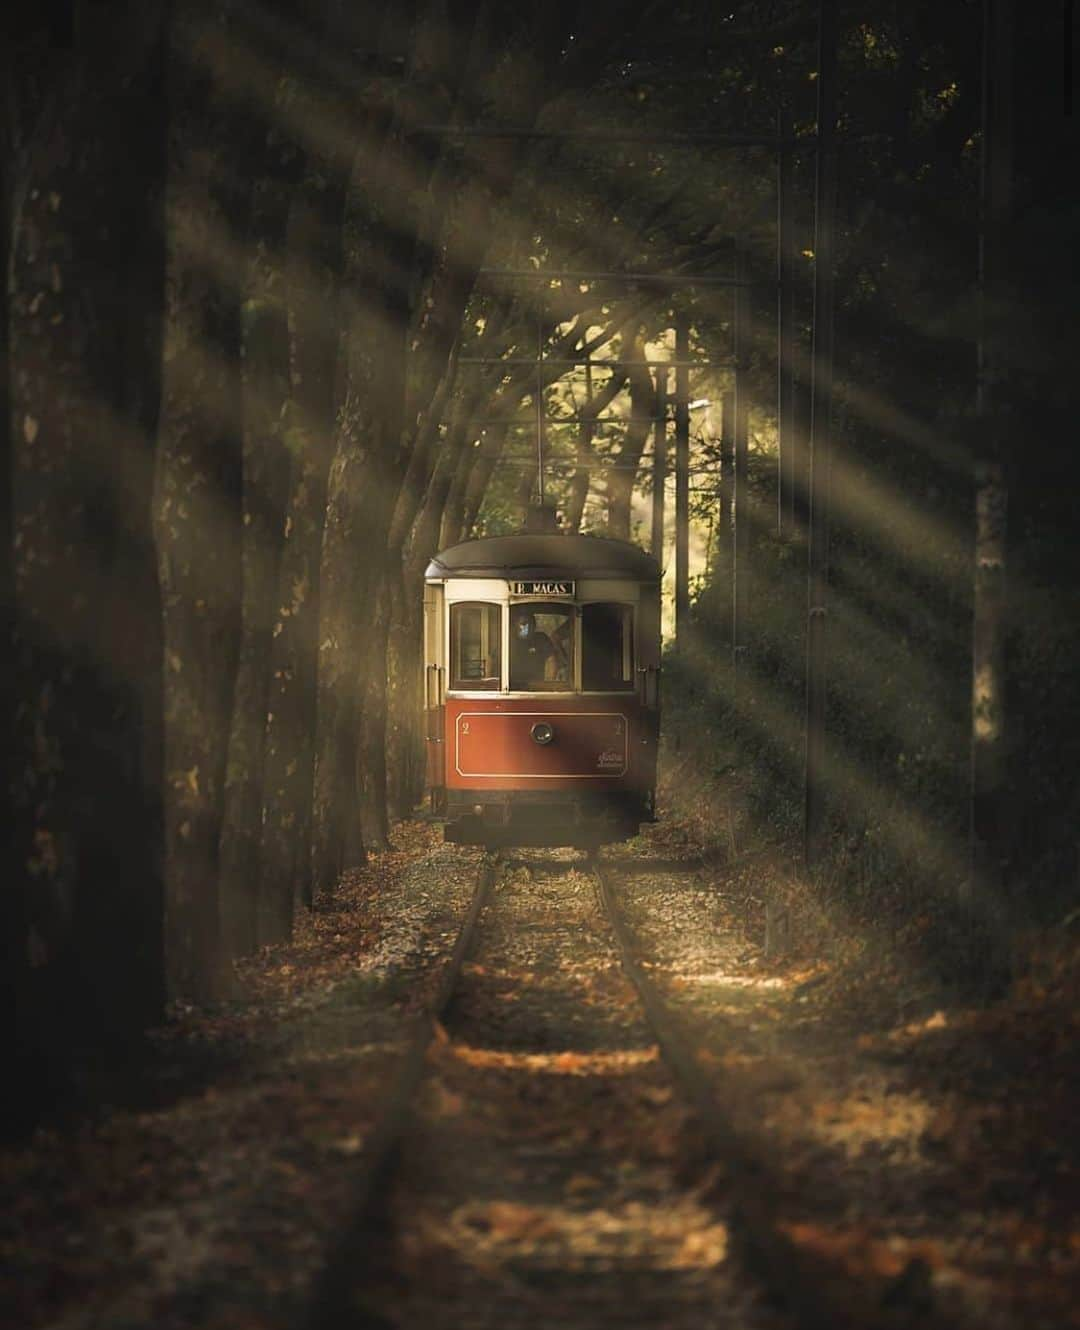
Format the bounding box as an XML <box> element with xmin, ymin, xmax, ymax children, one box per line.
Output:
<box><xmin>426</xmin><ymin>533</ymin><xmax>660</xmax><ymax>582</ymax></box>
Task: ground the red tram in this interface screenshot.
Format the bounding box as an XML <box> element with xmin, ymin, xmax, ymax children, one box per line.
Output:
<box><xmin>423</xmin><ymin>533</ymin><xmax>661</xmax><ymax>846</ymax></box>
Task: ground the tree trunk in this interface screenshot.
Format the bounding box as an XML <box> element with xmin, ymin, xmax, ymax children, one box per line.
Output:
<box><xmin>649</xmin><ymin>369</ymin><xmax>667</xmax><ymax>558</ymax></box>
<box><xmin>0</xmin><ymin>17</ymin><xmax>19</xmax><ymax>1123</ymax></box>
<box><xmin>385</xmin><ymin>563</ymin><xmax>426</xmax><ymax>819</ymax></box>
<box><xmin>411</xmin><ymin>385</ymin><xmax>482</xmax><ymax>567</ymax></box>
<box><xmin>967</xmin><ymin>0</ymin><xmax>1014</xmax><ymax>914</ymax></box>
<box><xmin>219</xmin><ymin>296</ymin><xmax>291</xmax><ymax>959</ymax></box>
<box><xmin>158</xmin><ymin>6</ymin><xmax>253</xmax><ymax>1000</ymax></box>
<box><xmin>803</xmin><ymin>0</ymin><xmax>839</xmax><ymax>867</ymax></box>
<box><xmin>462</xmin><ymin>419</ymin><xmax>512</xmax><ymax>536</ymax></box>
<box><xmin>732</xmin><ymin>262</ymin><xmax>751</xmax><ymax>679</ymax></box>
<box><xmin>214</xmin><ymin>18</ymin><xmax>304</xmax><ymax>961</ymax></box>
<box><xmin>310</xmin><ymin>423</ymin><xmax>374</xmax><ymax>896</ymax></box>
<box><xmin>570</xmin><ymin>363</ymin><xmax>627</xmax><ymax>534</ymax></box>
<box><xmin>10</xmin><ymin>6</ymin><xmax>168</xmax><ymax>1118</ymax></box>
<box><xmin>606</xmin><ymin>344</ymin><xmax>653</xmax><ymax>540</ymax></box>
<box><xmin>309</xmin><ymin>104</ymin><xmax>415</xmax><ymax>897</ymax></box>
<box><xmin>441</xmin><ymin>444</ymin><xmax>479</xmax><ymax>548</ymax></box>
<box><xmin>356</xmin><ymin>583</ymin><xmax>394</xmax><ymax>847</ymax></box>
<box><xmin>258</xmin><ymin>167</ymin><xmax>345</xmax><ymax>942</ymax></box>
<box><xmin>674</xmin><ymin>313</ymin><xmax>691</xmax><ymax>642</ymax></box>
<box><xmin>708</xmin><ymin>388</ymin><xmax>734</xmax><ymax>639</ymax></box>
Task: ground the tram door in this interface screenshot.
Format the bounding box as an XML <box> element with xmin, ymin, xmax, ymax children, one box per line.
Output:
<box><xmin>423</xmin><ymin>583</ymin><xmax>445</xmax><ymax>798</ymax></box>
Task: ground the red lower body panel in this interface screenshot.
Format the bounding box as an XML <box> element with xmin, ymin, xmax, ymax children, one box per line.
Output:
<box><xmin>445</xmin><ymin>696</ymin><xmax>649</xmax><ymax>790</ymax></box>
<box><xmin>434</xmin><ymin>696</ymin><xmax>657</xmax><ymax>845</ymax></box>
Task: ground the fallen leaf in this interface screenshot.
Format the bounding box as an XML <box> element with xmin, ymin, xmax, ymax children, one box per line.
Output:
<box><xmin>462</xmin><ymin>1201</ymin><xmax>559</xmax><ymax>1242</ymax></box>
<box><xmin>640</xmin><ymin>1085</ymin><xmax>674</xmax><ymax>1106</ymax></box>
<box><xmin>673</xmin><ymin>1223</ymin><xmax>728</xmax><ymax>1268</ymax></box>
<box><xmin>429</xmin><ymin>1083</ymin><xmax>465</xmax><ymax>1118</ymax></box>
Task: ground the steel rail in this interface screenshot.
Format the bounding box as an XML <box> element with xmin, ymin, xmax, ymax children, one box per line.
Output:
<box><xmin>593</xmin><ymin>859</ymin><xmax>855</xmax><ymax>1330</ymax></box>
<box><xmin>593</xmin><ymin>860</ymin><xmax>745</xmax><ymax>1159</ymax></box>
<box><xmin>307</xmin><ymin>855</ymin><xmax>498</xmax><ymax>1330</ymax></box>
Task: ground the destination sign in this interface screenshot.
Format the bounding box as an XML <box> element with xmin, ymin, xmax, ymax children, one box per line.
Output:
<box><xmin>509</xmin><ymin>580</ymin><xmax>575</xmax><ymax>597</ymax></box>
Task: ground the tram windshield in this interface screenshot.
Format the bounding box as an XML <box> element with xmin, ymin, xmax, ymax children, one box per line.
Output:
<box><xmin>509</xmin><ymin>603</ymin><xmax>573</xmax><ymax>691</ymax></box>
<box><xmin>450</xmin><ymin>602</ymin><xmax>501</xmax><ymax>690</ymax></box>
<box><xmin>582</xmin><ymin>603</ymin><xmax>634</xmax><ymax>691</ymax></box>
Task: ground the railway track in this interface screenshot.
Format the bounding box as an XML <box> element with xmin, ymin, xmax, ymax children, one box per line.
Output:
<box><xmin>308</xmin><ymin>853</ymin><xmax>500</xmax><ymax>1329</ymax></box>
<box><xmin>307</xmin><ymin>852</ymin><xmax>851</xmax><ymax>1330</ymax></box>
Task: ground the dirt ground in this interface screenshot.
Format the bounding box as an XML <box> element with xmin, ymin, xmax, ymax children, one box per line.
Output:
<box><xmin>613</xmin><ymin>824</ymin><xmax>1080</xmax><ymax>1330</ymax></box>
<box><xmin>2</xmin><ymin>816</ymin><xmax>1077</xmax><ymax>1328</ymax></box>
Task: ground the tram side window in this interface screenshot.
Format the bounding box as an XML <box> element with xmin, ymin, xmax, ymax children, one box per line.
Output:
<box><xmin>582</xmin><ymin>603</ymin><xmax>634</xmax><ymax>691</ymax></box>
<box><xmin>450</xmin><ymin>602</ymin><xmax>501</xmax><ymax>690</ymax></box>
<box><xmin>509</xmin><ymin>603</ymin><xmax>574</xmax><ymax>690</ymax></box>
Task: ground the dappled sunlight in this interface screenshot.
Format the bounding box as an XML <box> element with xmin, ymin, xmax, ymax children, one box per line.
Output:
<box><xmin>772</xmin><ymin>1085</ymin><xmax>934</xmax><ymax>1159</ymax></box>
<box><xmin>674</xmin><ymin>646</ymin><xmax>969</xmax><ymax>885</ymax></box>
<box><xmin>838</xmin><ymin>375</ymin><xmax>973</xmax><ymax>481</ymax></box>
<box><xmin>823</xmin><ymin>586</ymin><xmax>963</xmax><ymax>747</ymax></box>
<box><xmin>665</xmin><ymin>970</ymin><xmax>789</xmax><ymax>989</ymax></box>
<box><xmin>411</xmin><ymin>1196</ymin><xmax>729</xmax><ymax>1272</ymax></box>
<box><xmin>779</xmin><ymin>1222</ymin><xmax>949</xmax><ymax>1283</ymax></box>
<box><xmin>445</xmin><ymin>1042</ymin><xmax>660</xmax><ymax>1076</ymax></box>
<box><xmin>765</xmin><ymin>371</ymin><xmax>969</xmax><ymax>594</ymax></box>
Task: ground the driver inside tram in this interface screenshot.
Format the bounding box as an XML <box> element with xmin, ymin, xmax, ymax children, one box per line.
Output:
<box><xmin>511</xmin><ymin>609</ymin><xmax>567</xmax><ymax>686</ymax></box>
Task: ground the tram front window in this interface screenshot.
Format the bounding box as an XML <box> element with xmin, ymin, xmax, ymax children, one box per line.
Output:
<box><xmin>582</xmin><ymin>603</ymin><xmax>634</xmax><ymax>691</ymax></box>
<box><xmin>450</xmin><ymin>602</ymin><xmax>501</xmax><ymax>690</ymax></box>
<box><xmin>510</xmin><ymin>603</ymin><xmax>573</xmax><ymax>690</ymax></box>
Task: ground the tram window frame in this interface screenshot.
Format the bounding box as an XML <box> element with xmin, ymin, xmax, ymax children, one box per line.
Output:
<box><xmin>449</xmin><ymin>601</ymin><xmax>502</xmax><ymax>691</ymax></box>
<box><xmin>581</xmin><ymin>602</ymin><xmax>635</xmax><ymax>692</ymax></box>
<box><xmin>509</xmin><ymin>601</ymin><xmax>575</xmax><ymax>692</ymax></box>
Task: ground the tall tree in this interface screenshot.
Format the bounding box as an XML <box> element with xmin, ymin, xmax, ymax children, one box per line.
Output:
<box><xmin>605</xmin><ymin>336</ymin><xmax>655</xmax><ymax>539</ymax></box>
<box><xmin>9</xmin><ymin>1</ymin><xmax>169</xmax><ymax>1119</ymax></box>
<box><xmin>967</xmin><ymin>0</ymin><xmax>1013</xmax><ymax>913</ymax></box>
<box><xmin>257</xmin><ymin>147</ymin><xmax>347</xmax><ymax>940</ymax></box>
<box><xmin>157</xmin><ymin>0</ymin><xmax>256</xmax><ymax>998</ymax></box>
<box><xmin>218</xmin><ymin>292</ymin><xmax>292</xmax><ymax>960</ymax></box>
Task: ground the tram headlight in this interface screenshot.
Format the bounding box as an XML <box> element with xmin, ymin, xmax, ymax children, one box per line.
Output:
<box><xmin>530</xmin><ymin>721</ymin><xmax>555</xmax><ymax>746</ymax></box>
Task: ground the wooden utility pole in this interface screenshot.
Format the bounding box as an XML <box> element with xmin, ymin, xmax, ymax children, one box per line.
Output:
<box><xmin>968</xmin><ymin>0</ymin><xmax>1014</xmax><ymax>906</ymax></box>
<box><xmin>777</xmin><ymin>109</ymin><xmax>797</xmax><ymax>538</ymax></box>
<box><xmin>674</xmin><ymin>311</ymin><xmax>690</xmax><ymax>642</ymax></box>
<box><xmin>804</xmin><ymin>0</ymin><xmax>839</xmax><ymax>868</ymax></box>
<box><xmin>731</xmin><ymin>244</ymin><xmax>750</xmax><ymax>682</ymax></box>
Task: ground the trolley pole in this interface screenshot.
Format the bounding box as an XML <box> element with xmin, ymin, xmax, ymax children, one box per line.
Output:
<box><xmin>651</xmin><ymin>367</ymin><xmax>668</xmax><ymax>563</ymax></box>
<box><xmin>674</xmin><ymin>311</ymin><xmax>691</xmax><ymax>645</ymax></box>
<box><xmin>731</xmin><ymin>243</ymin><xmax>750</xmax><ymax>685</ymax></box>
<box><xmin>777</xmin><ymin>108</ymin><xmax>797</xmax><ymax>539</ymax></box>
<box><xmin>804</xmin><ymin>0</ymin><xmax>839</xmax><ymax>869</ymax></box>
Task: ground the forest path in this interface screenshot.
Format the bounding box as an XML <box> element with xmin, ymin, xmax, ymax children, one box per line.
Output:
<box><xmin>1</xmin><ymin>823</ymin><xmax>1076</xmax><ymax>1329</ymax></box>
